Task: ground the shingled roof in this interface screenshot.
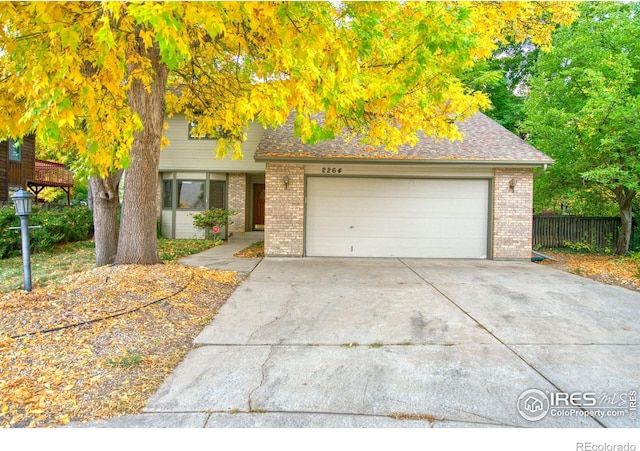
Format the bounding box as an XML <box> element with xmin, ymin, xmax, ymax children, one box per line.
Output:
<box><xmin>255</xmin><ymin>112</ymin><xmax>553</xmax><ymax>166</ymax></box>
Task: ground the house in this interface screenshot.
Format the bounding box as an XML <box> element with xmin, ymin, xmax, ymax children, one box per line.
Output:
<box><xmin>159</xmin><ymin>115</ymin><xmax>266</xmax><ymax>239</ymax></box>
<box><xmin>158</xmin><ymin>112</ymin><xmax>553</xmax><ymax>260</ymax></box>
<box><xmin>1</xmin><ymin>136</ymin><xmax>74</xmax><ymax>204</ymax></box>
<box><xmin>1</xmin><ymin>135</ymin><xmax>36</xmax><ymax>202</ymax></box>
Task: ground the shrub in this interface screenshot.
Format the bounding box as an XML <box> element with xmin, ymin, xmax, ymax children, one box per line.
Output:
<box><xmin>0</xmin><ymin>205</ymin><xmax>93</xmax><ymax>259</ymax></box>
<box><xmin>562</xmin><ymin>240</ymin><xmax>611</xmax><ymax>254</ymax></box>
<box><xmin>192</xmin><ymin>208</ymin><xmax>236</xmax><ymax>239</ymax></box>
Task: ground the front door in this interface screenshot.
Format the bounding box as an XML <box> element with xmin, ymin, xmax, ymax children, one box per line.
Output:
<box><xmin>253</xmin><ymin>183</ymin><xmax>265</xmax><ymax>231</ymax></box>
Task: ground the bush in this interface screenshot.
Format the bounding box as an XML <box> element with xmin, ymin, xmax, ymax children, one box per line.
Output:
<box><xmin>192</xmin><ymin>208</ymin><xmax>236</xmax><ymax>239</ymax></box>
<box><xmin>562</xmin><ymin>240</ymin><xmax>611</xmax><ymax>254</ymax></box>
<box><xmin>0</xmin><ymin>205</ymin><xmax>93</xmax><ymax>259</ymax></box>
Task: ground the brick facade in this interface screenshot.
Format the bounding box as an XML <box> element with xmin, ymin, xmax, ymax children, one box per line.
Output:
<box><xmin>493</xmin><ymin>168</ymin><xmax>533</xmax><ymax>260</ymax></box>
<box><xmin>264</xmin><ymin>163</ymin><xmax>304</xmax><ymax>256</ymax></box>
<box><xmin>227</xmin><ymin>173</ymin><xmax>246</xmax><ymax>235</ymax></box>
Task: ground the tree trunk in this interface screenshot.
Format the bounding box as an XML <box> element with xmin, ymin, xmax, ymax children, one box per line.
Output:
<box><xmin>87</xmin><ymin>181</ymin><xmax>94</xmax><ymax>212</ymax></box>
<box><xmin>115</xmin><ymin>39</ymin><xmax>167</xmax><ymax>265</ymax></box>
<box><xmin>89</xmin><ymin>170</ymin><xmax>123</xmax><ymax>266</ymax></box>
<box><xmin>615</xmin><ymin>187</ymin><xmax>635</xmax><ymax>255</ymax></box>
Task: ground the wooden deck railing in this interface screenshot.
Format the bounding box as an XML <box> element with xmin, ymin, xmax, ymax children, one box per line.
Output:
<box><xmin>34</xmin><ymin>159</ymin><xmax>74</xmax><ymax>187</ymax></box>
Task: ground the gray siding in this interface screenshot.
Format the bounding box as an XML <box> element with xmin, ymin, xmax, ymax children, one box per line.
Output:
<box><xmin>174</xmin><ymin>211</ymin><xmax>205</xmax><ymax>239</ymax></box>
<box><xmin>160</xmin><ymin>115</ymin><xmax>266</xmax><ymax>172</ymax></box>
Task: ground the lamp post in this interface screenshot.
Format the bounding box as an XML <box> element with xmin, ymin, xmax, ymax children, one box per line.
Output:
<box><xmin>11</xmin><ymin>188</ymin><xmax>34</xmax><ymax>292</ymax></box>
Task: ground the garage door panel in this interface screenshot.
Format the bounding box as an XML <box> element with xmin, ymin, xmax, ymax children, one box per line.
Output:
<box><xmin>311</xmin><ymin>237</ymin><xmax>487</xmax><ymax>259</ymax></box>
<box><xmin>307</xmin><ymin>217</ymin><xmax>487</xmax><ymax>239</ymax></box>
<box><xmin>312</xmin><ymin>179</ymin><xmax>487</xmax><ymax>200</ymax></box>
<box><xmin>313</xmin><ymin>197</ymin><xmax>485</xmax><ymax>219</ymax></box>
<box><xmin>306</xmin><ymin>177</ymin><xmax>489</xmax><ymax>259</ymax></box>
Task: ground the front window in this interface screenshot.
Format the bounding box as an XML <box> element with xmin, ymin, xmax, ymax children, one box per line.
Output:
<box><xmin>188</xmin><ymin>121</ymin><xmax>216</xmax><ymax>140</ymax></box>
<box><xmin>162</xmin><ymin>180</ymin><xmax>173</xmax><ymax>209</ymax></box>
<box><xmin>8</xmin><ymin>138</ymin><xmax>21</xmax><ymax>162</ymax></box>
<box><xmin>163</xmin><ymin>176</ymin><xmax>226</xmax><ymax>210</ymax></box>
<box><xmin>209</xmin><ymin>180</ymin><xmax>225</xmax><ymax>209</ymax></box>
<box><xmin>176</xmin><ymin>180</ymin><xmax>205</xmax><ymax>209</ymax></box>
<box><xmin>188</xmin><ymin>121</ymin><xmax>238</xmax><ymax>140</ymax></box>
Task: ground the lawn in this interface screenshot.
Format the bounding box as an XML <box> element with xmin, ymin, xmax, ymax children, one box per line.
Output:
<box><xmin>1</xmin><ymin>238</ymin><xmax>219</xmax><ymax>293</ymax></box>
<box><xmin>0</xmin><ymin>238</ymin><xmax>242</xmax><ymax>428</ymax></box>
<box><xmin>537</xmin><ymin>249</ymin><xmax>640</xmax><ymax>293</ymax></box>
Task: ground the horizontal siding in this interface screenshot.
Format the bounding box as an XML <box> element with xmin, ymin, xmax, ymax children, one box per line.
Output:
<box><xmin>174</xmin><ymin>211</ymin><xmax>205</xmax><ymax>239</ymax></box>
<box><xmin>160</xmin><ymin>115</ymin><xmax>266</xmax><ymax>172</ymax></box>
<box><xmin>21</xmin><ymin>135</ymin><xmax>35</xmax><ymax>183</ymax></box>
<box><xmin>161</xmin><ymin>211</ymin><xmax>173</xmax><ymax>238</ymax></box>
<box><xmin>304</xmin><ymin>163</ymin><xmax>493</xmax><ymax>178</ymax></box>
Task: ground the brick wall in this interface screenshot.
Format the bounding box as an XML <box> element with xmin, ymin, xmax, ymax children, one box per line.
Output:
<box><xmin>493</xmin><ymin>168</ymin><xmax>533</xmax><ymax>260</ymax></box>
<box><xmin>228</xmin><ymin>173</ymin><xmax>246</xmax><ymax>235</ymax></box>
<box><xmin>265</xmin><ymin>163</ymin><xmax>304</xmax><ymax>256</ymax></box>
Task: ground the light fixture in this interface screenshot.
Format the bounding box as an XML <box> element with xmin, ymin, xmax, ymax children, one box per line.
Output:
<box><xmin>509</xmin><ymin>178</ymin><xmax>517</xmax><ymax>190</ymax></box>
<box><xmin>11</xmin><ymin>188</ymin><xmax>33</xmax><ymax>216</ymax></box>
<box><xmin>283</xmin><ymin>176</ymin><xmax>289</xmax><ymax>189</ymax></box>
<box><xmin>11</xmin><ymin>188</ymin><xmax>34</xmax><ymax>291</ymax></box>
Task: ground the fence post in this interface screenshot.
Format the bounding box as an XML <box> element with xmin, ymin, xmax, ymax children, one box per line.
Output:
<box><xmin>533</xmin><ymin>215</ymin><xmax>621</xmax><ymax>248</ymax></box>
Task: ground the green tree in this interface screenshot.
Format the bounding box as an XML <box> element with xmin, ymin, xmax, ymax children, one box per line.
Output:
<box><xmin>472</xmin><ymin>41</ymin><xmax>540</xmax><ymax>135</ymax></box>
<box><xmin>0</xmin><ymin>2</ymin><xmax>577</xmax><ymax>265</ymax></box>
<box><xmin>523</xmin><ymin>2</ymin><xmax>640</xmax><ymax>254</ymax></box>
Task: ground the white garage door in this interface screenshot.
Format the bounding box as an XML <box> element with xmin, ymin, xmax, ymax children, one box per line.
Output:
<box><xmin>306</xmin><ymin>177</ymin><xmax>489</xmax><ymax>258</ymax></box>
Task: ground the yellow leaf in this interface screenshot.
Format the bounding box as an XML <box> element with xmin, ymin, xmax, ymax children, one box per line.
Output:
<box><xmin>138</xmin><ymin>29</ymin><xmax>154</xmax><ymax>49</ymax></box>
<box><xmin>57</xmin><ymin>108</ymin><xmax>75</xmax><ymax>128</ymax></box>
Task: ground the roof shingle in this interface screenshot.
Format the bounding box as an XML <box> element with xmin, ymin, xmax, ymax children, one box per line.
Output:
<box><xmin>255</xmin><ymin>112</ymin><xmax>552</xmax><ymax>165</ymax></box>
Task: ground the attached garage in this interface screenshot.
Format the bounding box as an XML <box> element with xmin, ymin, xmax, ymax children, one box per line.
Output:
<box><xmin>305</xmin><ymin>177</ymin><xmax>489</xmax><ymax>258</ymax></box>
<box><xmin>256</xmin><ymin>112</ymin><xmax>553</xmax><ymax>260</ymax></box>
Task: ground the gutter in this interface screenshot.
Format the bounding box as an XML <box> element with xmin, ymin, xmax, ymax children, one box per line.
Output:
<box><xmin>533</xmin><ymin>161</ymin><xmax>553</xmax><ymax>179</ymax></box>
<box><xmin>253</xmin><ymin>156</ymin><xmax>555</xmax><ymax>168</ymax></box>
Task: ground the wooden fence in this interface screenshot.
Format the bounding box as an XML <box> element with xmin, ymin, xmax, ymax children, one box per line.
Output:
<box><xmin>533</xmin><ymin>215</ymin><xmax>621</xmax><ymax>248</ymax></box>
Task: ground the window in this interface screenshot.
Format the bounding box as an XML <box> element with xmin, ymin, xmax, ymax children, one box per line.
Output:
<box><xmin>209</xmin><ymin>181</ymin><xmax>226</xmax><ymax>209</ymax></box>
<box><xmin>163</xmin><ymin>177</ymin><xmax>226</xmax><ymax>210</ymax></box>
<box><xmin>176</xmin><ymin>180</ymin><xmax>205</xmax><ymax>209</ymax></box>
<box><xmin>188</xmin><ymin>121</ymin><xmax>240</xmax><ymax>140</ymax></box>
<box><xmin>8</xmin><ymin>138</ymin><xmax>21</xmax><ymax>162</ymax></box>
<box><xmin>162</xmin><ymin>180</ymin><xmax>173</xmax><ymax>209</ymax></box>
<box><xmin>188</xmin><ymin>121</ymin><xmax>217</xmax><ymax>140</ymax></box>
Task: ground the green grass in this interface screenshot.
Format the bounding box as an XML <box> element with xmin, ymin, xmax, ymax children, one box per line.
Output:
<box><xmin>1</xmin><ymin>240</ymin><xmax>96</xmax><ymax>292</ymax></box>
<box><xmin>157</xmin><ymin>238</ymin><xmax>218</xmax><ymax>262</ymax></box>
<box><xmin>244</xmin><ymin>241</ymin><xmax>264</xmax><ymax>251</ymax></box>
<box><xmin>1</xmin><ymin>238</ymin><xmax>218</xmax><ymax>293</ymax></box>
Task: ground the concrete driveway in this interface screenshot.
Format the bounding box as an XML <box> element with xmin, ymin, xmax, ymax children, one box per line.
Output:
<box><xmin>136</xmin><ymin>258</ymin><xmax>639</xmax><ymax>428</ymax></box>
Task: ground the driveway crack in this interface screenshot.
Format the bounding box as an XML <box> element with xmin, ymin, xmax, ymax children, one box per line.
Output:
<box><xmin>396</xmin><ymin>258</ymin><xmax>607</xmax><ymax>428</ymax></box>
<box><xmin>247</xmin><ymin>345</ymin><xmax>275</xmax><ymax>411</ymax></box>
<box><xmin>361</xmin><ymin>377</ymin><xmax>370</xmax><ymax>411</ymax></box>
<box><xmin>247</xmin><ymin>284</ymin><xmax>298</xmax><ymax>343</ymax></box>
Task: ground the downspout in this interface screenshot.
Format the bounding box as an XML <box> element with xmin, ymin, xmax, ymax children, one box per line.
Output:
<box><xmin>531</xmin><ymin>162</ymin><xmax>551</xmax><ymax>261</ymax></box>
<box><xmin>534</xmin><ymin>163</ymin><xmax>551</xmax><ymax>179</ymax></box>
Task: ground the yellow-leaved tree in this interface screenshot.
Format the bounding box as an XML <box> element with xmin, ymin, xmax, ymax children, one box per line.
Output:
<box><xmin>0</xmin><ymin>2</ymin><xmax>577</xmax><ymax>265</ymax></box>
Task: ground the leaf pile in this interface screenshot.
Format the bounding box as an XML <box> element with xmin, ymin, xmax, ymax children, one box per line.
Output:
<box><xmin>0</xmin><ymin>263</ymin><xmax>242</xmax><ymax>428</ymax></box>
<box><xmin>234</xmin><ymin>241</ymin><xmax>264</xmax><ymax>259</ymax></box>
<box><xmin>539</xmin><ymin>251</ymin><xmax>640</xmax><ymax>292</ymax></box>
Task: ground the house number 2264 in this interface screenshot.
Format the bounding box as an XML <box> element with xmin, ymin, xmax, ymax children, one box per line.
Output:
<box><xmin>321</xmin><ymin>167</ymin><xmax>342</xmax><ymax>174</ymax></box>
